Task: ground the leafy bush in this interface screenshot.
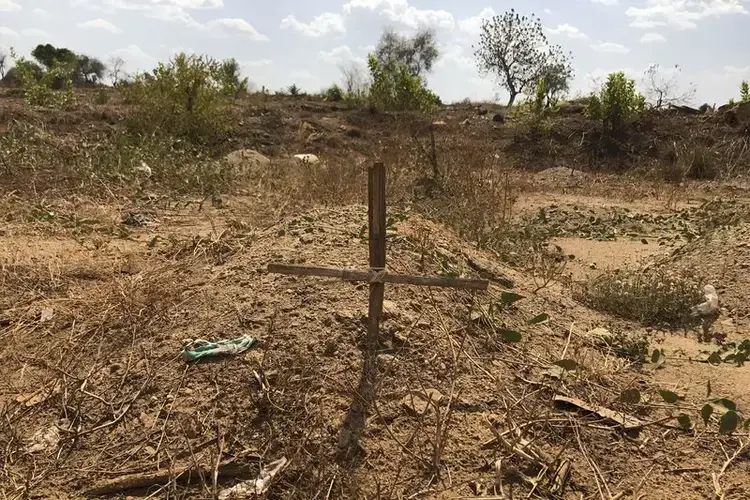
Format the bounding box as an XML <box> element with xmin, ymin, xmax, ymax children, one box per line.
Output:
<box><xmin>576</xmin><ymin>268</ymin><xmax>703</xmax><ymax>327</ymax></box>
<box><xmin>10</xmin><ymin>49</ymin><xmax>74</xmax><ymax>108</ymax></box>
<box><xmin>123</xmin><ymin>53</ymin><xmax>239</xmax><ymax>145</ymax></box>
<box><xmin>215</xmin><ymin>58</ymin><xmax>248</xmax><ymax>96</ymax></box>
<box><xmin>586</xmin><ymin>72</ymin><xmax>646</xmax><ymax>133</ymax></box>
<box><xmin>367</xmin><ymin>55</ymin><xmax>440</xmax><ymax>111</ymax></box>
<box><xmin>741</xmin><ymin>80</ymin><xmax>749</xmax><ymax>103</ymax></box>
<box><xmin>324</xmin><ymin>84</ymin><xmax>344</xmax><ymax>101</ymax></box>
<box><xmin>287</xmin><ymin>83</ymin><xmax>302</xmax><ymax>96</ymax></box>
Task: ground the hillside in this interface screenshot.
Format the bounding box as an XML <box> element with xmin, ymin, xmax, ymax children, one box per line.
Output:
<box><xmin>1</xmin><ymin>88</ymin><xmax>750</xmax><ymax>499</ymax></box>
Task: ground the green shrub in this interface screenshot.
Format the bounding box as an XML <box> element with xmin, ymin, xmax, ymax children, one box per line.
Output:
<box><xmin>11</xmin><ymin>49</ymin><xmax>74</xmax><ymax>108</ymax></box>
<box><xmin>586</xmin><ymin>72</ymin><xmax>646</xmax><ymax>133</ymax></box>
<box><xmin>367</xmin><ymin>54</ymin><xmax>440</xmax><ymax>111</ymax></box>
<box><xmin>575</xmin><ymin>269</ymin><xmax>703</xmax><ymax>327</ymax></box>
<box><xmin>324</xmin><ymin>84</ymin><xmax>344</xmax><ymax>101</ymax></box>
<box><xmin>741</xmin><ymin>81</ymin><xmax>749</xmax><ymax>103</ymax></box>
<box><xmin>123</xmin><ymin>53</ymin><xmax>237</xmax><ymax>145</ymax></box>
<box><xmin>215</xmin><ymin>58</ymin><xmax>248</xmax><ymax>97</ymax></box>
<box><xmin>287</xmin><ymin>83</ymin><xmax>302</xmax><ymax>96</ymax></box>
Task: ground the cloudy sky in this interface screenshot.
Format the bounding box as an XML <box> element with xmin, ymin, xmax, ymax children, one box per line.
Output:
<box><xmin>0</xmin><ymin>0</ymin><xmax>748</xmax><ymax>105</ymax></box>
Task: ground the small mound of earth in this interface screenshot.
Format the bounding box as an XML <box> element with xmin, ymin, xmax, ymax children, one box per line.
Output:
<box><xmin>659</xmin><ymin>221</ymin><xmax>750</xmax><ymax>325</ymax></box>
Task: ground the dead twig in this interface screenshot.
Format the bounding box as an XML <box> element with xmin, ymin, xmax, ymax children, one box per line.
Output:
<box><xmin>712</xmin><ymin>439</ymin><xmax>747</xmax><ymax>500</ymax></box>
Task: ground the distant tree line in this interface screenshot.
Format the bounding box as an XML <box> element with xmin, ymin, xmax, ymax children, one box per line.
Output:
<box><xmin>1</xmin><ymin>43</ymin><xmax>111</xmax><ymax>86</ymax></box>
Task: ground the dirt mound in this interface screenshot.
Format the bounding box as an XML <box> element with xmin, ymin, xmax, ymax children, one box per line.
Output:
<box><xmin>660</xmin><ymin>221</ymin><xmax>750</xmax><ymax>323</ymax></box>
<box><xmin>2</xmin><ymin>201</ymin><xmax>748</xmax><ymax>499</ymax></box>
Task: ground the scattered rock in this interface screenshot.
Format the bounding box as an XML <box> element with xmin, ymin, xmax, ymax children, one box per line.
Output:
<box><xmin>460</xmin><ymin>118</ymin><xmax>470</xmax><ymax>126</ymax></box>
<box><xmin>224</xmin><ymin>149</ymin><xmax>271</xmax><ymax>176</ymax></box>
<box><xmin>293</xmin><ymin>154</ymin><xmax>320</xmax><ymax>165</ymax></box>
<box><xmin>476</xmin><ymin>107</ymin><xmax>488</xmax><ymax>116</ymax></box>
<box><xmin>492</xmin><ymin>113</ymin><xmax>505</xmax><ymax>123</ymax></box>
<box><xmin>464</xmin><ymin>252</ymin><xmax>515</xmax><ymax>288</ymax></box>
<box><xmin>401</xmin><ymin>388</ymin><xmax>445</xmax><ymax>417</ymax></box>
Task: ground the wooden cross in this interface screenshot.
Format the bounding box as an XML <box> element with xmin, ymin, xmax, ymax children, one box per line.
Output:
<box><xmin>267</xmin><ymin>162</ymin><xmax>488</xmax><ymax>453</ymax></box>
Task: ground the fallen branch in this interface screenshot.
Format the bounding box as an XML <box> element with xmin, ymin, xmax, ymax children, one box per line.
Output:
<box><xmin>553</xmin><ymin>395</ymin><xmax>645</xmax><ymax>431</ymax></box>
<box><xmin>84</xmin><ymin>460</ymin><xmax>245</xmax><ymax>497</ymax></box>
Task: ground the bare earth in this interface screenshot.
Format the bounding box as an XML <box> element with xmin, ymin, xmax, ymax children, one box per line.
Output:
<box><xmin>1</xmin><ymin>91</ymin><xmax>750</xmax><ymax>499</ymax></box>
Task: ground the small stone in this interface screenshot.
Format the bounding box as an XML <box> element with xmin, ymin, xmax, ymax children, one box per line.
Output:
<box><xmin>401</xmin><ymin>388</ymin><xmax>445</xmax><ymax>417</ymax></box>
<box><xmin>300</xmin><ymin>234</ymin><xmax>314</xmax><ymax>244</ymax></box>
<box><xmin>276</xmin><ymin>229</ymin><xmax>286</xmax><ymax>237</ymax></box>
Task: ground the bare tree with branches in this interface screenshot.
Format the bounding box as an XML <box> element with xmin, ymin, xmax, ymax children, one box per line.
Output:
<box><xmin>107</xmin><ymin>55</ymin><xmax>126</xmax><ymax>86</ymax></box>
<box><xmin>643</xmin><ymin>64</ymin><xmax>696</xmax><ymax>109</ymax></box>
<box><xmin>340</xmin><ymin>61</ymin><xmax>369</xmax><ymax>97</ymax></box>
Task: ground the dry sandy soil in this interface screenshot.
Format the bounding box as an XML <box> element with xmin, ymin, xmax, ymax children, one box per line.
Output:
<box><xmin>1</xmin><ymin>90</ymin><xmax>750</xmax><ymax>499</ymax></box>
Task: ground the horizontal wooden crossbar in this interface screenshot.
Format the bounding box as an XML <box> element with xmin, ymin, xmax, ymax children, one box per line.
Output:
<box><xmin>267</xmin><ymin>263</ymin><xmax>489</xmax><ymax>291</ymax></box>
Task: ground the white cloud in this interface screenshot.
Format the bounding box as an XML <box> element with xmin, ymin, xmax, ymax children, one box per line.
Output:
<box><xmin>0</xmin><ymin>26</ymin><xmax>19</xmax><ymax>38</ymax></box>
<box><xmin>33</xmin><ymin>7</ymin><xmax>49</xmax><ymax>15</ymax></box>
<box><xmin>436</xmin><ymin>43</ymin><xmax>474</xmax><ymax>71</ymax></box>
<box><xmin>318</xmin><ymin>45</ymin><xmax>364</xmax><ymax>65</ymax></box>
<box><xmin>626</xmin><ymin>0</ymin><xmax>748</xmax><ymax>30</ymax></box>
<box><xmin>458</xmin><ymin>7</ymin><xmax>495</xmax><ymax>35</ymax></box>
<box><xmin>101</xmin><ymin>0</ymin><xmax>223</xmax><ymax>27</ymax></box>
<box><xmin>204</xmin><ymin>18</ymin><xmax>269</xmax><ymax>41</ymax></box>
<box><xmin>592</xmin><ymin>0</ymin><xmax>618</xmax><ymax>5</ymax></box>
<box><xmin>546</xmin><ymin>23</ymin><xmax>588</xmax><ymax>39</ymax></box>
<box><xmin>108</xmin><ymin>44</ymin><xmax>157</xmax><ymax>73</ymax></box>
<box><xmin>544</xmin><ymin>8</ymin><xmax>553</xmax><ymax>14</ymax></box>
<box><xmin>78</xmin><ymin>18</ymin><xmax>121</xmax><ymax>33</ymax></box>
<box><xmin>21</xmin><ymin>28</ymin><xmax>50</xmax><ymax>37</ymax></box>
<box><xmin>241</xmin><ymin>59</ymin><xmax>273</xmax><ymax>68</ymax></box>
<box><xmin>640</xmin><ymin>32</ymin><xmax>666</xmax><ymax>43</ymax></box>
<box><xmin>280</xmin><ymin>12</ymin><xmax>345</xmax><ymax>38</ymax></box>
<box><xmin>724</xmin><ymin>65</ymin><xmax>750</xmax><ymax>77</ymax></box>
<box><xmin>591</xmin><ymin>41</ymin><xmax>630</xmax><ymax>54</ymax></box>
<box><xmin>0</xmin><ymin>0</ymin><xmax>20</xmax><ymax>12</ymax></box>
<box><xmin>344</xmin><ymin>0</ymin><xmax>454</xmax><ymax>30</ymax></box>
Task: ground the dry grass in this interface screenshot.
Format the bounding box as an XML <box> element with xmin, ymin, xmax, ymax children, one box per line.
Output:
<box><xmin>575</xmin><ymin>268</ymin><xmax>705</xmax><ymax>327</ymax></box>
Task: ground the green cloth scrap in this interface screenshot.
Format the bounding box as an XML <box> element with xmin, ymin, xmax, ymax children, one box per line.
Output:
<box><xmin>182</xmin><ymin>335</ymin><xmax>259</xmax><ymax>362</ymax></box>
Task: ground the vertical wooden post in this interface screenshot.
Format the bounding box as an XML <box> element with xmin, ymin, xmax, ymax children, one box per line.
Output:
<box><xmin>338</xmin><ymin>162</ymin><xmax>387</xmax><ymax>457</ymax></box>
<box><xmin>367</xmin><ymin>161</ymin><xmax>387</xmax><ymax>343</ymax></box>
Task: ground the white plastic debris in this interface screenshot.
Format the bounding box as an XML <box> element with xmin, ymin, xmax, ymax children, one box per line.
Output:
<box><xmin>691</xmin><ymin>284</ymin><xmax>721</xmax><ymax>342</ymax></box>
<box><xmin>691</xmin><ymin>284</ymin><xmax>720</xmax><ymax>317</ymax></box>
<box><xmin>136</xmin><ymin>161</ymin><xmax>152</xmax><ymax>177</ymax></box>
<box><xmin>293</xmin><ymin>154</ymin><xmax>320</xmax><ymax>165</ymax></box>
<box><xmin>26</xmin><ymin>419</ymin><xmax>71</xmax><ymax>454</ymax></box>
<box><xmin>218</xmin><ymin>457</ymin><xmax>288</xmax><ymax>499</ymax></box>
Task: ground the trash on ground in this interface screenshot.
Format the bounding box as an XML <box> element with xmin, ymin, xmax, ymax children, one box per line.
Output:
<box><xmin>26</xmin><ymin>419</ymin><xmax>71</xmax><ymax>454</ymax></box>
<box><xmin>218</xmin><ymin>457</ymin><xmax>288</xmax><ymax>499</ymax></box>
<box><xmin>293</xmin><ymin>154</ymin><xmax>320</xmax><ymax>164</ymax></box>
<box><xmin>182</xmin><ymin>335</ymin><xmax>260</xmax><ymax>362</ymax></box>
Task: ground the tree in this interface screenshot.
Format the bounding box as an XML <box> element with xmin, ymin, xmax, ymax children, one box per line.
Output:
<box><xmin>473</xmin><ymin>9</ymin><xmax>573</xmax><ymax>108</ymax></box>
<box><xmin>374</xmin><ymin>28</ymin><xmax>439</xmax><ymax>78</ymax></box>
<box><xmin>0</xmin><ymin>49</ymin><xmax>6</xmax><ymax>79</ymax></box>
<box><xmin>31</xmin><ymin>43</ymin><xmax>77</xmax><ymax>71</ymax></box>
<box><xmin>77</xmin><ymin>55</ymin><xmax>106</xmax><ymax>84</ymax></box>
<box><xmin>741</xmin><ymin>81</ymin><xmax>749</xmax><ymax>103</ymax></box>
<box><xmin>108</xmin><ymin>56</ymin><xmax>126</xmax><ymax>85</ymax></box>
<box><xmin>587</xmin><ymin>72</ymin><xmax>646</xmax><ymax>134</ymax></box>
<box><xmin>643</xmin><ymin>64</ymin><xmax>695</xmax><ymax>109</ymax></box>
<box><xmin>340</xmin><ymin>61</ymin><xmax>369</xmax><ymax>97</ymax></box>
<box><xmin>367</xmin><ymin>54</ymin><xmax>440</xmax><ymax>111</ymax></box>
<box><xmin>215</xmin><ymin>58</ymin><xmax>248</xmax><ymax>96</ymax></box>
